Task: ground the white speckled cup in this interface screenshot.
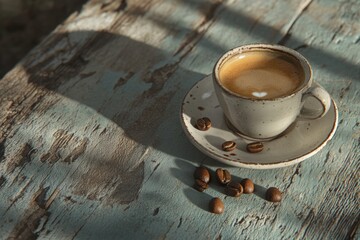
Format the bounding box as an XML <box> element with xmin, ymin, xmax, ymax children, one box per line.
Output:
<box><xmin>213</xmin><ymin>44</ymin><xmax>331</xmax><ymax>140</ymax></box>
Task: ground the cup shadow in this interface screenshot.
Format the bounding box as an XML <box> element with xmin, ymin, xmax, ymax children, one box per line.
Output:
<box><xmin>20</xmin><ymin>30</ymin><xmax>210</xmax><ymax>163</ymax></box>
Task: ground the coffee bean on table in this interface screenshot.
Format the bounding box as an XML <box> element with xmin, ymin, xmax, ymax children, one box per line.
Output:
<box><xmin>241</xmin><ymin>178</ymin><xmax>255</xmax><ymax>194</ymax></box>
<box><xmin>222</xmin><ymin>141</ymin><xmax>236</xmax><ymax>152</ymax></box>
<box><xmin>194</xmin><ymin>179</ymin><xmax>208</xmax><ymax>192</ymax></box>
<box><xmin>266</xmin><ymin>187</ymin><xmax>282</xmax><ymax>202</ymax></box>
<box><xmin>215</xmin><ymin>168</ymin><xmax>231</xmax><ymax>185</ymax></box>
<box><xmin>209</xmin><ymin>197</ymin><xmax>224</xmax><ymax>214</ymax></box>
<box><xmin>246</xmin><ymin>142</ymin><xmax>264</xmax><ymax>153</ymax></box>
<box><xmin>225</xmin><ymin>181</ymin><xmax>243</xmax><ymax>197</ymax></box>
<box><xmin>193</xmin><ymin>166</ymin><xmax>211</xmax><ymax>192</ymax></box>
<box><xmin>196</xmin><ymin>117</ymin><xmax>211</xmax><ymax>131</ymax></box>
<box><xmin>193</xmin><ymin>166</ymin><xmax>210</xmax><ymax>183</ymax></box>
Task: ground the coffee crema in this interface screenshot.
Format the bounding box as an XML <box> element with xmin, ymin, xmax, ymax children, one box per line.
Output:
<box><xmin>218</xmin><ymin>50</ymin><xmax>305</xmax><ymax>99</ymax></box>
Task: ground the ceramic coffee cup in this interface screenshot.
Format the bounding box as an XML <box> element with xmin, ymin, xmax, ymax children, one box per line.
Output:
<box><xmin>213</xmin><ymin>44</ymin><xmax>331</xmax><ymax>140</ymax></box>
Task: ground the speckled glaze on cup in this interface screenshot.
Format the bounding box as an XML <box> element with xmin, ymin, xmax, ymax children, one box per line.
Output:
<box><xmin>213</xmin><ymin>44</ymin><xmax>331</xmax><ymax>140</ymax></box>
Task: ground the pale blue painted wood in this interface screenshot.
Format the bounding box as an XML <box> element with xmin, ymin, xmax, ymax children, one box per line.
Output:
<box><xmin>0</xmin><ymin>0</ymin><xmax>358</xmax><ymax>239</ymax></box>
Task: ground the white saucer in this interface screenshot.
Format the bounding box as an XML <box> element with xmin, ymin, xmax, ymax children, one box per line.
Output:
<box><xmin>180</xmin><ymin>75</ymin><xmax>338</xmax><ymax>169</ymax></box>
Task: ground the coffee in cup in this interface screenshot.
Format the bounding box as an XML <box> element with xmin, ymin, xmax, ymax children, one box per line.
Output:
<box><xmin>218</xmin><ymin>50</ymin><xmax>305</xmax><ymax>99</ymax></box>
<box><xmin>213</xmin><ymin>44</ymin><xmax>331</xmax><ymax>140</ymax></box>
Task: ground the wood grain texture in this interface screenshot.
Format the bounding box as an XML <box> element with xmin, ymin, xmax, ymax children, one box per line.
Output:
<box><xmin>0</xmin><ymin>0</ymin><xmax>359</xmax><ymax>239</ymax></box>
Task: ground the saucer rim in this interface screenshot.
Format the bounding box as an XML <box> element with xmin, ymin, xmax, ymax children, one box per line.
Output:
<box><xmin>180</xmin><ymin>75</ymin><xmax>338</xmax><ymax>169</ymax></box>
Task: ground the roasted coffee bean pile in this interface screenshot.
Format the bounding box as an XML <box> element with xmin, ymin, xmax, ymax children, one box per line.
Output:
<box><xmin>193</xmin><ymin>166</ymin><xmax>282</xmax><ymax>214</ymax></box>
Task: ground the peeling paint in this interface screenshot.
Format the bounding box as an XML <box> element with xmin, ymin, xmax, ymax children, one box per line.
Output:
<box><xmin>174</xmin><ymin>0</ymin><xmax>224</xmax><ymax>57</ymax></box>
<box><xmin>40</xmin><ymin>129</ymin><xmax>88</xmax><ymax>164</ymax></box>
<box><xmin>0</xmin><ymin>139</ymin><xmax>5</xmax><ymax>162</ymax></box>
<box><xmin>109</xmin><ymin>161</ymin><xmax>145</xmax><ymax>204</ymax></box>
<box><xmin>153</xmin><ymin>207</ymin><xmax>160</xmax><ymax>216</ymax></box>
<box><xmin>72</xmin><ymin>147</ymin><xmax>145</xmax><ymax>205</ymax></box>
<box><xmin>100</xmin><ymin>0</ymin><xmax>128</xmax><ymax>12</ymax></box>
<box><xmin>118</xmin><ymin>91</ymin><xmax>176</xmax><ymax>143</ymax></box>
<box><xmin>142</xmin><ymin>63</ymin><xmax>178</xmax><ymax>98</ymax></box>
<box><xmin>63</xmin><ymin>138</ymin><xmax>89</xmax><ymax>163</ymax></box>
<box><xmin>0</xmin><ymin>176</ymin><xmax>6</xmax><ymax>188</ymax></box>
<box><xmin>113</xmin><ymin>71</ymin><xmax>135</xmax><ymax>90</ymax></box>
<box><xmin>6</xmin><ymin>187</ymin><xmax>54</xmax><ymax>240</ymax></box>
<box><xmin>6</xmin><ymin>143</ymin><xmax>32</xmax><ymax>173</ymax></box>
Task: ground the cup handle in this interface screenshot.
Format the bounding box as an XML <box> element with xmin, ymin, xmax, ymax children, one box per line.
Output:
<box><xmin>299</xmin><ymin>86</ymin><xmax>332</xmax><ymax>119</ymax></box>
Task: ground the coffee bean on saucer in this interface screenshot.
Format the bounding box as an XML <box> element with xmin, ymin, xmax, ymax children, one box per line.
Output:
<box><xmin>225</xmin><ymin>181</ymin><xmax>243</xmax><ymax>197</ymax></box>
<box><xmin>209</xmin><ymin>197</ymin><xmax>224</xmax><ymax>214</ymax></box>
<box><xmin>246</xmin><ymin>142</ymin><xmax>264</xmax><ymax>153</ymax></box>
<box><xmin>196</xmin><ymin>117</ymin><xmax>211</xmax><ymax>131</ymax></box>
<box><xmin>222</xmin><ymin>141</ymin><xmax>236</xmax><ymax>152</ymax></box>
<box><xmin>240</xmin><ymin>178</ymin><xmax>255</xmax><ymax>194</ymax></box>
<box><xmin>215</xmin><ymin>168</ymin><xmax>231</xmax><ymax>185</ymax></box>
<box><xmin>266</xmin><ymin>187</ymin><xmax>282</xmax><ymax>202</ymax></box>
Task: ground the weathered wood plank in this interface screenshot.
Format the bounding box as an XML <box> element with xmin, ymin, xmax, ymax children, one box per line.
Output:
<box><xmin>0</xmin><ymin>0</ymin><xmax>359</xmax><ymax>239</ymax></box>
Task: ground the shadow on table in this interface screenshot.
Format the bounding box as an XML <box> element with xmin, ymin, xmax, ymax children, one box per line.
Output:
<box><xmin>11</xmin><ymin>3</ymin><xmax>357</xmax><ymax>210</ymax></box>
<box><xmin>19</xmin><ymin>30</ymin><xmax>223</xmax><ymax>164</ymax></box>
<box><xmin>1</xmin><ymin>0</ymin><xmax>357</xmax><ymax>237</ymax></box>
<box><xmin>13</xmin><ymin>0</ymin><xmax>358</xmax><ymax>171</ymax></box>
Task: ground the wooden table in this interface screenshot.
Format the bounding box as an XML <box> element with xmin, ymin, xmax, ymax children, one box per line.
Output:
<box><xmin>0</xmin><ymin>0</ymin><xmax>359</xmax><ymax>239</ymax></box>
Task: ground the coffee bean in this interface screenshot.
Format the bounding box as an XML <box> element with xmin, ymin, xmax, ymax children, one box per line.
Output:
<box><xmin>215</xmin><ymin>168</ymin><xmax>231</xmax><ymax>185</ymax></box>
<box><xmin>246</xmin><ymin>142</ymin><xmax>264</xmax><ymax>153</ymax></box>
<box><xmin>193</xmin><ymin>166</ymin><xmax>210</xmax><ymax>183</ymax></box>
<box><xmin>266</xmin><ymin>187</ymin><xmax>282</xmax><ymax>202</ymax></box>
<box><xmin>209</xmin><ymin>197</ymin><xmax>224</xmax><ymax>214</ymax></box>
<box><xmin>193</xmin><ymin>179</ymin><xmax>208</xmax><ymax>192</ymax></box>
<box><xmin>241</xmin><ymin>178</ymin><xmax>255</xmax><ymax>194</ymax></box>
<box><xmin>193</xmin><ymin>166</ymin><xmax>211</xmax><ymax>192</ymax></box>
<box><xmin>222</xmin><ymin>141</ymin><xmax>236</xmax><ymax>152</ymax></box>
<box><xmin>196</xmin><ymin>117</ymin><xmax>211</xmax><ymax>131</ymax></box>
<box><xmin>194</xmin><ymin>184</ymin><xmax>205</xmax><ymax>192</ymax></box>
<box><xmin>225</xmin><ymin>181</ymin><xmax>243</xmax><ymax>197</ymax></box>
